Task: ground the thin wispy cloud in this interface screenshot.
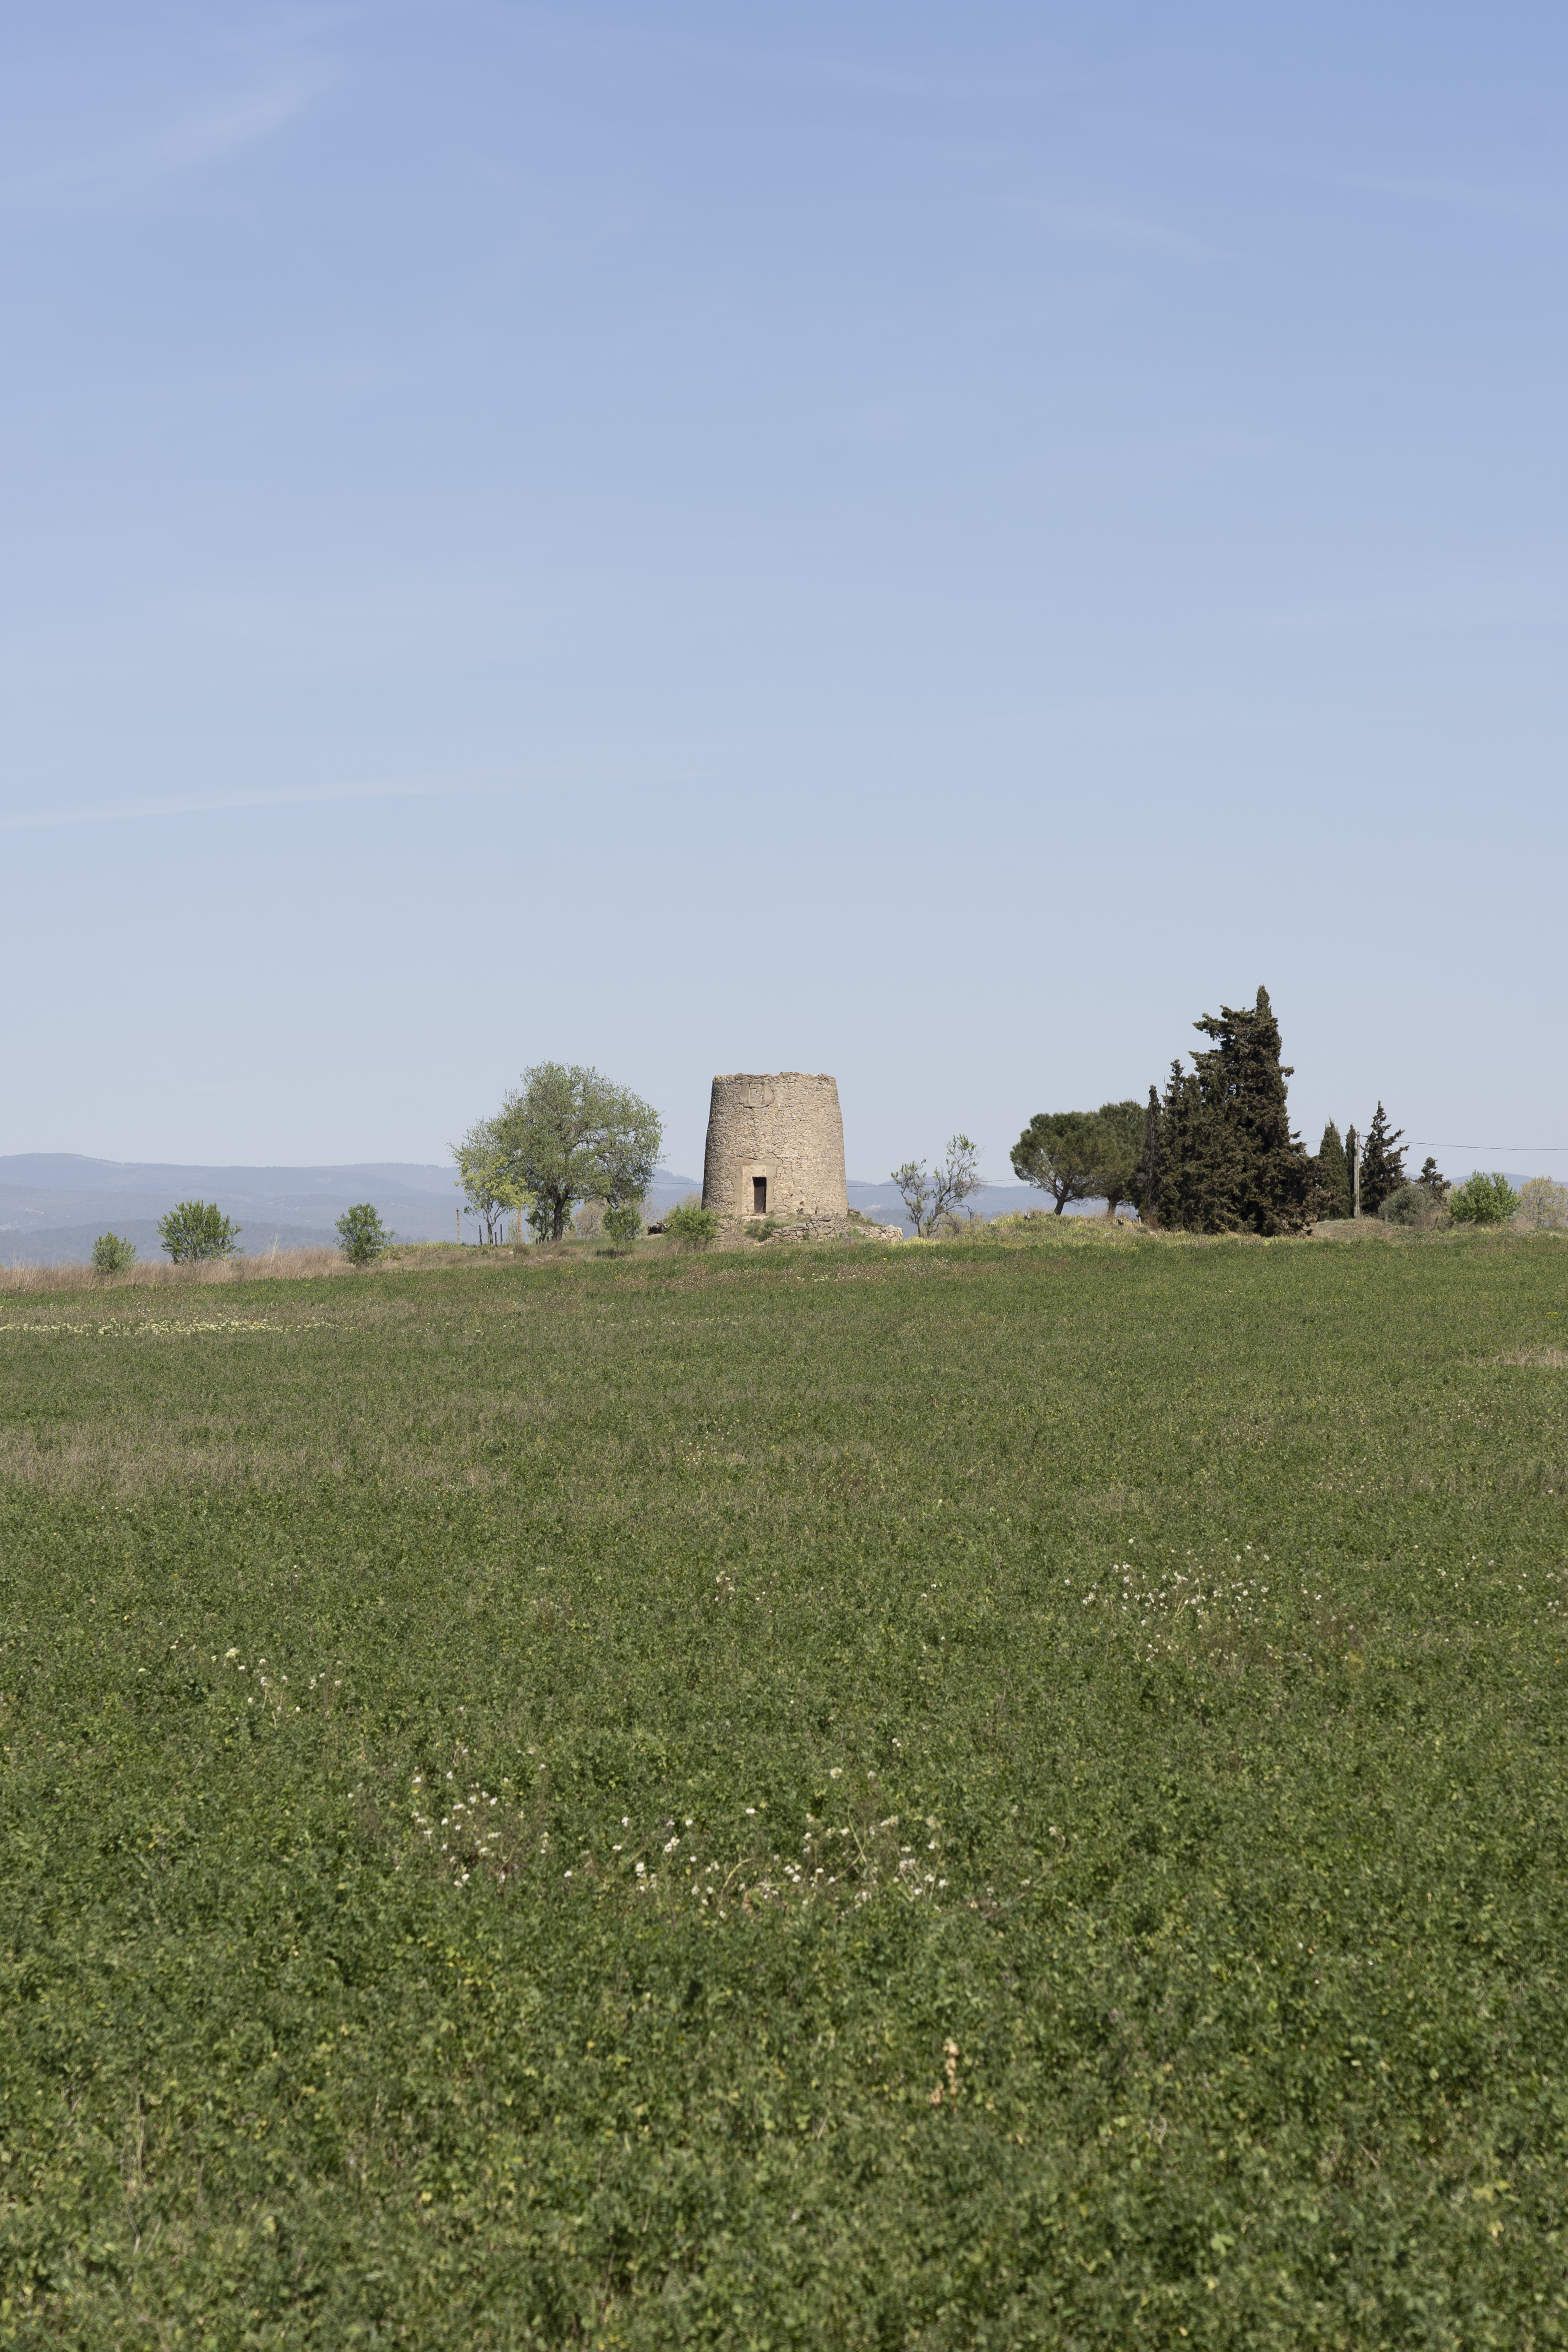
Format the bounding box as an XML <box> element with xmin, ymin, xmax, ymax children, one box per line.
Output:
<box><xmin>1224</xmin><ymin>139</ymin><xmax>1565</xmax><ymax>228</ymax></box>
<box><xmin>497</xmin><ymin>9</ymin><xmax>1093</xmax><ymax>110</ymax></box>
<box><xmin>0</xmin><ymin>765</ymin><xmax>704</xmax><ymax>833</ymax></box>
<box><xmin>1106</xmin><ymin>115</ymin><xmax>1568</xmax><ymax>234</ymax></box>
<box><xmin>1015</xmin><ymin>200</ymin><xmax>1221</xmax><ymax>262</ymax></box>
<box><xmin>1290</xmin><ymin>159</ymin><xmax>1568</xmax><ymax>232</ymax></box>
<box><xmin>0</xmin><ymin>775</ymin><xmax>473</xmax><ymax>833</ymax></box>
<box><xmin>746</xmin><ymin>51</ymin><xmax>1079</xmax><ymax>105</ymax></box>
<box><xmin>4</xmin><ymin>76</ymin><xmax>327</xmax><ymax>212</ymax></box>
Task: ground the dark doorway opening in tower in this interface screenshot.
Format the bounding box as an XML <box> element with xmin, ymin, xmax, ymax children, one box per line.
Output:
<box><xmin>753</xmin><ymin>1177</ymin><xmax>767</xmax><ymax>1214</ymax></box>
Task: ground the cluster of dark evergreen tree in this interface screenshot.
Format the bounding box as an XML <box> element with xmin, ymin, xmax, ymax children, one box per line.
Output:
<box><xmin>1136</xmin><ymin>988</ymin><xmax>1314</xmax><ymax>1235</ymax></box>
<box><xmin>1309</xmin><ymin>1111</ymin><xmax>1445</xmax><ymax>1221</ymax></box>
<box><xmin>1016</xmin><ymin>985</ymin><xmax>1436</xmax><ymax>1236</ymax></box>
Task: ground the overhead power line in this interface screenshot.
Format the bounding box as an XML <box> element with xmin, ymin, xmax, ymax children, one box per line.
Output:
<box><xmin>1406</xmin><ymin>1142</ymin><xmax>1566</xmax><ymax>1153</ymax></box>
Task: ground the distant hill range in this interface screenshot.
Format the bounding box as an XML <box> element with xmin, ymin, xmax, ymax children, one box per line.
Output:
<box><xmin>0</xmin><ymin>1153</ymin><xmax>1064</xmax><ymax>1264</ymax></box>
<box><xmin>0</xmin><ymin>1154</ymin><xmax>721</xmax><ymax>1264</ymax></box>
<box><xmin>0</xmin><ymin>1154</ymin><xmax>451</xmax><ymax>1264</ymax></box>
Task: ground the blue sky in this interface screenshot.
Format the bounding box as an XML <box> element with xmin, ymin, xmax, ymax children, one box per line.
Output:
<box><xmin>3</xmin><ymin>3</ymin><xmax>1565</xmax><ymax>1184</ymax></box>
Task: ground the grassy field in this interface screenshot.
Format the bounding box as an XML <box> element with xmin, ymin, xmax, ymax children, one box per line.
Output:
<box><xmin>1</xmin><ymin>1225</ymin><xmax>1566</xmax><ymax>2347</ymax></box>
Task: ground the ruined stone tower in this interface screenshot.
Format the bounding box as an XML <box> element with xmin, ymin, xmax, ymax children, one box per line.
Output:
<box><xmin>701</xmin><ymin>1072</ymin><xmax>848</xmax><ymax>1224</ymax></box>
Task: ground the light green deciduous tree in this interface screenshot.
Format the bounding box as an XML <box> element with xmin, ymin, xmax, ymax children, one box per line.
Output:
<box><xmin>493</xmin><ymin>1064</ymin><xmax>662</xmax><ymax>1243</ymax></box>
<box><xmin>158</xmin><ymin>1201</ymin><xmax>241</xmax><ymax>1263</ymax></box>
<box><xmin>1447</xmin><ymin>1172</ymin><xmax>1520</xmax><ymax>1226</ymax></box>
<box><xmin>336</xmin><ymin>1205</ymin><xmax>393</xmax><ymax>1266</ymax></box>
<box><xmin>452</xmin><ymin>1117</ymin><xmax>530</xmax><ymax>1244</ymax></box>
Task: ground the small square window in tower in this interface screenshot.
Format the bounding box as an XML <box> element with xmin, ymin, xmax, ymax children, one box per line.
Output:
<box><xmin>753</xmin><ymin>1176</ymin><xmax>768</xmax><ymax>1214</ymax></box>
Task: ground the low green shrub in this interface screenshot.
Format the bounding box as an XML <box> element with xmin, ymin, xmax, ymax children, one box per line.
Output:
<box><xmin>1448</xmin><ymin>1171</ymin><xmax>1520</xmax><ymax>1226</ymax></box>
<box><xmin>1379</xmin><ymin>1182</ymin><xmax>1440</xmax><ymax>1228</ymax></box>
<box><xmin>602</xmin><ymin>1202</ymin><xmax>643</xmax><ymax>1251</ymax></box>
<box><xmin>89</xmin><ymin>1231</ymin><xmax>137</xmax><ymax>1274</ymax></box>
<box><xmin>664</xmin><ymin>1201</ymin><xmax>719</xmax><ymax>1247</ymax></box>
<box><xmin>156</xmin><ymin>1200</ymin><xmax>241</xmax><ymax>1262</ymax></box>
<box><xmin>336</xmin><ymin>1203</ymin><xmax>393</xmax><ymax>1267</ymax></box>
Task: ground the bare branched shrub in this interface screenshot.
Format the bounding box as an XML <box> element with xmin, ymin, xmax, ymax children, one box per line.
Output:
<box><xmin>892</xmin><ymin>1137</ymin><xmax>982</xmax><ymax>1238</ymax></box>
<box><xmin>1516</xmin><ymin>1177</ymin><xmax>1568</xmax><ymax>1232</ymax></box>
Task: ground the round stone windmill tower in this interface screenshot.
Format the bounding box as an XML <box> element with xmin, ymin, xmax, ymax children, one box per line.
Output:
<box><xmin>701</xmin><ymin>1072</ymin><xmax>848</xmax><ymax>1225</ymax></box>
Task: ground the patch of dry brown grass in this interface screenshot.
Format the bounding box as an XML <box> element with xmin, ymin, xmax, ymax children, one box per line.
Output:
<box><xmin>0</xmin><ymin>1242</ymin><xmax>486</xmax><ymax>1299</ymax></box>
<box><xmin>926</xmin><ymin>1210</ymin><xmax>1147</xmax><ymax>1246</ymax></box>
<box><xmin>0</xmin><ymin>1246</ymin><xmax>345</xmax><ymax>1298</ymax></box>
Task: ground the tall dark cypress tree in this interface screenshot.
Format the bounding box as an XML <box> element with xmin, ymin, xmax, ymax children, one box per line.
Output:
<box><xmin>1156</xmin><ymin>987</ymin><xmax>1313</xmax><ymax>1234</ymax></box>
<box><xmin>1315</xmin><ymin>1121</ymin><xmax>1352</xmax><ymax>1219</ymax></box>
<box><xmin>1359</xmin><ymin>1103</ymin><xmax>1407</xmax><ymax>1215</ymax></box>
<box><xmin>1343</xmin><ymin>1124</ymin><xmax>1359</xmax><ymax>1215</ymax></box>
<box><xmin>1136</xmin><ymin>1085</ymin><xmax>1163</xmax><ymax>1225</ymax></box>
<box><xmin>1211</xmin><ymin>986</ymin><xmax>1313</xmax><ymax>1233</ymax></box>
<box><xmin>1154</xmin><ymin>1058</ymin><xmax>1210</xmax><ymax>1231</ymax></box>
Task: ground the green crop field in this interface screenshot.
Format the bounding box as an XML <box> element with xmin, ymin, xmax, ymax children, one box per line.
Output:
<box><xmin>2</xmin><ymin>1228</ymin><xmax>1567</xmax><ymax>2348</ymax></box>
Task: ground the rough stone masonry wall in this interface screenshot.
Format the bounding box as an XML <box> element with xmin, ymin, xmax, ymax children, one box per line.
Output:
<box><xmin>701</xmin><ymin>1072</ymin><xmax>849</xmax><ymax>1223</ymax></box>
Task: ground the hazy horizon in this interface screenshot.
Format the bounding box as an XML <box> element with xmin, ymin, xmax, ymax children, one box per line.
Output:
<box><xmin>0</xmin><ymin>1149</ymin><xmax>1067</xmax><ymax>1257</ymax></box>
<box><xmin>2</xmin><ymin>1139</ymin><xmax>1550</xmax><ymax>1266</ymax></box>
